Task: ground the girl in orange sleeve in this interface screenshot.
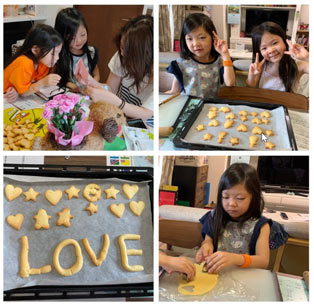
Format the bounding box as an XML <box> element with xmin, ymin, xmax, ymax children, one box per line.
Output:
<box><xmin>4</xmin><ymin>24</ymin><xmax>63</xmax><ymax>102</ymax></box>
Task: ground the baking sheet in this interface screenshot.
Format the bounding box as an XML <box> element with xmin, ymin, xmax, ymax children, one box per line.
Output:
<box><xmin>183</xmin><ymin>103</ymin><xmax>292</xmax><ymax>150</ymax></box>
<box><xmin>4</xmin><ymin>175</ymin><xmax>153</xmax><ymax>291</ymax></box>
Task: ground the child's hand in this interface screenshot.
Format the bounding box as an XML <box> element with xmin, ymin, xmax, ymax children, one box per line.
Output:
<box><xmin>212</xmin><ymin>31</ymin><xmax>229</xmax><ymax>56</ymax></box>
<box><xmin>87</xmin><ymin>86</ymin><xmax>105</xmax><ymax>102</ymax></box>
<box><xmin>205</xmin><ymin>251</ymin><xmax>237</xmax><ymax>273</ymax></box>
<box><xmin>249</xmin><ymin>53</ymin><xmax>266</xmax><ymax>76</ymax></box>
<box><xmin>164</xmin><ymin>257</ymin><xmax>196</xmax><ymax>281</ymax></box>
<box><xmin>195</xmin><ymin>242</ymin><xmax>213</xmax><ymax>263</ymax></box>
<box><xmin>41</xmin><ymin>74</ymin><xmax>61</xmax><ymax>87</ymax></box>
<box><xmin>285</xmin><ymin>40</ymin><xmax>309</xmax><ymax>62</ymax></box>
<box><xmin>5</xmin><ymin>87</ymin><xmax>19</xmax><ymax>103</ymax></box>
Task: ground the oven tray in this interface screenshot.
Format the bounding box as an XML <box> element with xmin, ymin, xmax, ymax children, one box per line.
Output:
<box><xmin>173</xmin><ymin>97</ymin><xmax>297</xmax><ymax>150</ymax></box>
<box><xmin>3</xmin><ymin>164</ymin><xmax>153</xmax><ymax>301</ymax></box>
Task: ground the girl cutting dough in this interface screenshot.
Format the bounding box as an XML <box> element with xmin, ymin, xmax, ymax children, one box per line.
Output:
<box><xmin>196</xmin><ymin>163</ymin><xmax>279</xmax><ymax>273</ymax></box>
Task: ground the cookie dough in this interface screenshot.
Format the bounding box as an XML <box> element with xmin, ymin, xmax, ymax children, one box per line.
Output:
<box><xmin>178</xmin><ymin>262</ymin><xmax>218</xmax><ymax>296</ymax></box>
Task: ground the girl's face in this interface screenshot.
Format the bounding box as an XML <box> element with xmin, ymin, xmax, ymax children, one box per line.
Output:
<box><xmin>120</xmin><ymin>36</ymin><xmax>125</xmax><ymax>57</ymax></box>
<box><xmin>222</xmin><ymin>183</ymin><xmax>252</xmax><ymax>220</ymax></box>
<box><xmin>260</xmin><ymin>32</ymin><xmax>286</xmax><ymax>63</ymax></box>
<box><xmin>69</xmin><ymin>23</ymin><xmax>87</xmax><ymax>53</ymax></box>
<box><xmin>39</xmin><ymin>43</ymin><xmax>62</xmax><ymax>68</ymax></box>
<box><xmin>185</xmin><ymin>26</ymin><xmax>213</xmax><ymax>62</ymax></box>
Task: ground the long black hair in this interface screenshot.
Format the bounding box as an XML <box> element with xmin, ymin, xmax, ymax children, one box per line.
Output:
<box><xmin>179</xmin><ymin>13</ymin><xmax>219</xmax><ymax>61</ymax></box>
<box><xmin>4</xmin><ymin>23</ymin><xmax>63</xmax><ymax>69</ymax></box>
<box><xmin>211</xmin><ymin>163</ymin><xmax>264</xmax><ymax>251</ymax></box>
<box><xmin>115</xmin><ymin>15</ymin><xmax>153</xmax><ymax>93</ymax></box>
<box><xmin>54</xmin><ymin>7</ymin><xmax>93</xmax><ymax>87</ymax></box>
<box><xmin>251</xmin><ymin>21</ymin><xmax>298</xmax><ymax>92</ymax></box>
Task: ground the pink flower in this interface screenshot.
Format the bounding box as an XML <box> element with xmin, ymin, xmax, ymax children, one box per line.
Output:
<box><xmin>42</xmin><ymin>108</ymin><xmax>53</xmax><ymax>119</ymax></box>
<box><xmin>60</xmin><ymin>100</ymin><xmax>75</xmax><ymax>113</ymax></box>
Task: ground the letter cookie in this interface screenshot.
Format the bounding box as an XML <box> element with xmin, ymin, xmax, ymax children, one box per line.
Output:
<box><xmin>218</xmin><ymin>131</ymin><xmax>227</xmax><ymax>144</ymax></box>
<box><xmin>24</xmin><ymin>187</ymin><xmax>40</xmax><ymax>202</ymax></box>
<box><xmin>252</xmin><ymin>126</ymin><xmax>263</xmax><ymax>135</ymax></box>
<box><xmin>196</xmin><ymin>124</ymin><xmax>205</xmax><ymax>131</ymax></box>
<box><xmin>33</xmin><ymin>209</ymin><xmax>51</xmax><ymax>230</ymax></box>
<box><xmin>82</xmin><ymin>234</ymin><xmax>110</xmax><ymax>266</ymax></box>
<box><xmin>53</xmin><ymin>239</ymin><xmax>83</xmax><ymax>276</ymax></box>
<box><xmin>56</xmin><ymin>208</ymin><xmax>74</xmax><ymax>227</ymax></box>
<box><xmin>104</xmin><ymin>185</ymin><xmax>120</xmax><ymax>199</ymax></box>
<box><xmin>208</xmin><ymin>120</ymin><xmax>219</xmax><ymax>127</ymax></box>
<box><xmin>249</xmin><ymin>135</ymin><xmax>258</xmax><ymax>148</ymax></box>
<box><xmin>229</xmin><ymin>137</ymin><xmax>239</xmax><ymax>146</ymax></box>
<box><xmin>5</xmin><ymin>184</ymin><xmax>22</xmax><ymax>201</ymax></box>
<box><xmin>237</xmin><ymin>124</ymin><xmax>248</xmax><ymax>132</ymax></box>
<box><xmin>118</xmin><ymin>234</ymin><xmax>144</xmax><ymax>272</ymax></box>
<box><xmin>123</xmin><ymin>184</ymin><xmax>139</xmax><ymax>200</ymax></box>
<box><xmin>129</xmin><ymin>201</ymin><xmax>145</xmax><ymax>216</ymax></box>
<box><xmin>224</xmin><ymin>119</ymin><xmax>234</xmax><ymax>129</ymax></box>
<box><xmin>19</xmin><ymin>236</ymin><xmax>52</xmax><ymax>278</ymax></box>
<box><xmin>65</xmin><ymin>185</ymin><xmax>80</xmax><ymax>199</ymax></box>
<box><xmin>83</xmin><ymin>184</ymin><xmax>101</xmax><ymax>202</ymax></box>
<box><xmin>203</xmin><ymin>133</ymin><xmax>213</xmax><ymax>141</ymax></box>
<box><xmin>45</xmin><ymin>189</ymin><xmax>63</xmax><ymax>206</ymax></box>
<box><xmin>6</xmin><ymin>213</ymin><xmax>24</xmax><ymax>231</ymax></box>
<box><xmin>110</xmin><ymin>203</ymin><xmax>125</xmax><ymax>218</ymax></box>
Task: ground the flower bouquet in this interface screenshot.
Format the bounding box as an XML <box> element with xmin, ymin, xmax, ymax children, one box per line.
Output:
<box><xmin>42</xmin><ymin>93</ymin><xmax>93</xmax><ymax>147</ymax></box>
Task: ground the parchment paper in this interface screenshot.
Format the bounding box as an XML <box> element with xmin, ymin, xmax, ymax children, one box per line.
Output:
<box><xmin>4</xmin><ymin>175</ymin><xmax>153</xmax><ymax>291</ymax></box>
<box><xmin>184</xmin><ymin>103</ymin><xmax>292</xmax><ymax>150</ymax></box>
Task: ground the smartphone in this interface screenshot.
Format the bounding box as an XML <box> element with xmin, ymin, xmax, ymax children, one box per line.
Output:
<box><xmin>127</xmin><ymin>118</ymin><xmax>147</xmax><ymax>129</ymax></box>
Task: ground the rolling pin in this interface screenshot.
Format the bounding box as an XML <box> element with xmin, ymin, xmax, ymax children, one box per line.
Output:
<box><xmin>159</xmin><ymin>126</ymin><xmax>174</xmax><ymax>138</ymax></box>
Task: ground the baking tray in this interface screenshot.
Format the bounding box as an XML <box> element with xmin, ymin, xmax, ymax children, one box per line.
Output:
<box><xmin>173</xmin><ymin>97</ymin><xmax>297</xmax><ymax>150</ymax></box>
<box><xmin>3</xmin><ymin>164</ymin><xmax>153</xmax><ymax>301</ymax></box>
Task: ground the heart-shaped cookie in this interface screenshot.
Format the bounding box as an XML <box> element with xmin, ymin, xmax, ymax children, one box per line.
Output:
<box><xmin>122</xmin><ymin>184</ymin><xmax>139</xmax><ymax>200</ymax></box>
<box><xmin>6</xmin><ymin>213</ymin><xmax>24</xmax><ymax>231</ymax></box>
<box><xmin>45</xmin><ymin>190</ymin><xmax>63</xmax><ymax>206</ymax></box>
<box><xmin>110</xmin><ymin>203</ymin><xmax>125</xmax><ymax>218</ymax></box>
<box><xmin>5</xmin><ymin>184</ymin><xmax>23</xmax><ymax>201</ymax></box>
<box><xmin>129</xmin><ymin>201</ymin><xmax>145</xmax><ymax>216</ymax></box>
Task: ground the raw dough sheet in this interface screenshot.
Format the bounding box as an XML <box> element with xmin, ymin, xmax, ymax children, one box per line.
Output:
<box><xmin>4</xmin><ymin>175</ymin><xmax>153</xmax><ymax>291</ymax></box>
<box><xmin>184</xmin><ymin>103</ymin><xmax>292</xmax><ymax>150</ymax></box>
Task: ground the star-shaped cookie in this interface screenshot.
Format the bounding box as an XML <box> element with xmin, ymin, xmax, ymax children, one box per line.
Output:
<box><xmin>24</xmin><ymin>187</ymin><xmax>40</xmax><ymax>202</ymax></box>
<box><xmin>65</xmin><ymin>185</ymin><xmax>81</xmax><ymax>199</ymax></box>
<box><xmin>85</xmin><ymin>203</ymin><xmax>98</xmax><ymax>216</ymax></box>
<box><xmin>104</xmin><ymin>185</ymin><xmax>120</xmax><ymax>199</ymax></box>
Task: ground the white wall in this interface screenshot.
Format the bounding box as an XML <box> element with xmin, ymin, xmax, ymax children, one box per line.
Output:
<box><xmin>207</xmin><ymin>156</ymin><xmax>229</xmax><ymax>203</ymax></box>
<box><xmin>35</xmin><ymin>5</ymin><xmax>73</xmax><ymax>27</ymax></box>
<box><xmin>300</xmin><ymin>5</ymin><xmax>309</xmax><ymax>23</ymax></box>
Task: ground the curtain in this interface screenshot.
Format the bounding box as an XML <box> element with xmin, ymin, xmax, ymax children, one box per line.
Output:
<box><xmin>159</xmin><ymin>5</ymin><xmax>171</xmax><ymax>52</ymax></box>
<box><xmin>160</xmin><ymin>156</ymin><xmax>176</xmax><ymax>187</ymax></box>
<box><xmin>172</xmin><ymin>5</ymin><xmax>187</xmax><ymax>40</ymax></box>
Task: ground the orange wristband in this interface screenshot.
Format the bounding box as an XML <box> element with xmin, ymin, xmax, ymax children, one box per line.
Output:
<box><xmin>239</xmin><ymin>254</ymin><xmax>252</xmax><ymax>268</ymax></box>
<box><xmin>223</xmin><ymin>60</ymin><xmax>233</xmax><ymax>67</ymax></box>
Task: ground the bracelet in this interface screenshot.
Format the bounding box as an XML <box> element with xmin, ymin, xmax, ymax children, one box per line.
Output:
<box><xmin>223</xmin><ymin>60</ymin><xmax>233</xmax><ymax>67</ymax></box>
<box><xmin>118</xmin><ymin>100</ymin><xmax>126</xmax><ymax>110</ymax></box>
<box><xmin>239</xmin><ymin>254</ymin><xmax>252</xmax><ymax>268</ymax></box>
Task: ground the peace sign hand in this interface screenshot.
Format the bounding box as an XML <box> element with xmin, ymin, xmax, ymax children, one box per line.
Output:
<box><xmin>285</xmin><ymin>39</ymin><xmax>309</xmax><ymax>62</ymax></box>
<box><xmin>212</xmin><ymin>31</ymin><xmax>229</xmax><ymax>56</ymax></box>
<box><xmin>249</xmin><ymin>53</ymin><xmax>266</xmax><ymax>76</ymax></box>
